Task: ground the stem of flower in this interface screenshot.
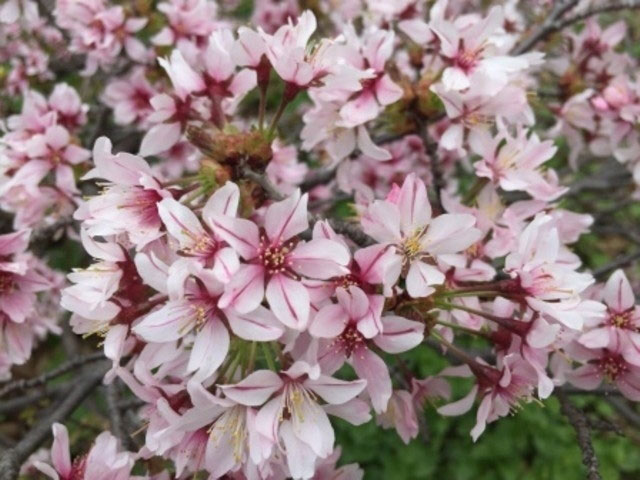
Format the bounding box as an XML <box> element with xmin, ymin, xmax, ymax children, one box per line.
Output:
<box><xmin>246</xmin><ymin>341</ymin><xmax>257</xmax><ymax>374</ymax></box>
<box><xmin>258</xmin><ymin>86</ymin><xmax>267</xmax><ymax>132</ymax></box>
<box><xmin>261</xmin><ymin>342</ymin><xmax>277</xmax><ymax>371</ymax></box>
<box><xmin>463</xmin><ymin>177</ymin><xmax>490</xmax><ymax>205</ymax></box>
<box><xmin>435</xmin><ymin>319</ymin><xmax>489</xmax><ymax>338</ymax></box>
<box><xmin>267</xmin><ymin>96</ymin><xmax>290</xmax><ymax>137</ymax></box>
<box><xmin>430</xmin><ymin>330</ymin><xmax>481</xmax><ymax>367</ymax></box>
<box><xmin>436</xmin><ymin>290</ymin><xmax>501</xmax><ymax>299</ymax></box>
<box><xmin>437</xmin><ymin>300</ymin><xmax>528</xmax><ymax>336</ymax></box>
<box><xmin>180</xmin><ymin>186</ymin><xmax>205</xmax><ymax>205</ymax></box>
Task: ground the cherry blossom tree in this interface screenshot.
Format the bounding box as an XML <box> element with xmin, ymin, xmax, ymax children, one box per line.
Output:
<box><xmin>2</xmin><ymin>1</ymin><xmax>640</xmax><ymax>480</ymax></box>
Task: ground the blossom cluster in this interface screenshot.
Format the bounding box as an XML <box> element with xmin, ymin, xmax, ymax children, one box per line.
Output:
<box><xmin>2</xmin><ymin>0</ymin><xmax>640</xmax><ymax>479</ymax></box>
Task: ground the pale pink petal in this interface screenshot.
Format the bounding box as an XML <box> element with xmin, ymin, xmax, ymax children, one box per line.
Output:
<box><xmin>356</xmin><ymin>125</ymin><xmax>391</xmax><ymax>161</ymax></box>
<box><xmin>0</xmin><ymin>229</ymin><xmax>30</xmax><ymax>256</ymax></box>
<box><xmin>470</xmin><ymin>395</ymin><xmax>492</xmax><ymax>442</ymax></box>
<box><xmin>218</xmin><ymin>264</ymin><xmax>265</xmax><ymax>313</ymax></box>
<box><xmin>132</xmin><ymin>300</ymin><xmax>194</xmax><ymax>342</ymax></box>
<box><xmin>578</xmin><ymin>327</ymin><xmax>610</xmax><ymax>349</ymax></box>
<box><xmin>309</xmin><ymin>303</ymin><xmax>348</xmax><ymax>338</ymax></box>
<box><xmin>361</xmin><ymin>201</ymin><xmax>401</xmax><ymax>243</ymax></box>
<box><xmin>324</xmin><ymin>398</ymin><xmax>372</xmax><ymax>425</ymax></box>
<box><xmin>375</xmin><ymin>73</ymin><xmax>403</xmax><ymax>106</ymax></box>
<box><xmin>397</xmin><ymin>173</ymin><xmax>432</xmax><ymax>233</ymax></box>
<box><xmin>266</xmin><ymin>274</ymin><xmax>310</xmax><ymax>330</ymax></box>
<box><xmin>138</xmin><ymin>122</ymin><xmax>182</xmax><ymax>157</ymax></box>
<box><xmin>567</xmin><ymin>364</ymin><xmax>603</xmax><ymax>390</ymax></box>
<box><xmin>306</xmin><ymin>375</ymin><xmax>367</xmax><ymax>405</ymax></box>
<box><xmin>158</xmin><ymin>197</ymin><xmax>207</xmax><ymax>249</ymax></box>
<box><xmin>220</xmin><ymin>370</ymin><xmax>283</xmax><ymax>406</ymax></box>
<box><xmin>351</xmin><ymin>347</ymin><xmax>391</xmax><ymax>414</ymax></box>
<box><xmin>158</xmin><ymin>50</ymin><xmax>205</xmax><ymax>97</ymax></box>
<box><xmin>281</xmin><ymin>421</ymin><xmax>317</xmax><ymax>479</ymax></box>
<box><xmin>421</xmin><ymin>213</ymin><xmax>481</xmax><ymax>255</ymax></box>
<box><xmin>208</xmin><ymin>215</ymin><xmax>260</xmax><ymax>260</ymax></box>
<box><xmin>227</xmin><ymin>305</ymin><xmax>284</xmax><ymax>341</ymax></box>
<box><xmin>203</xmin><ymin>181</ymin><xmax>240</xmax><ymax>219</ymax></box>
<box><xmin>354</xmin><ymin>243</ymin><xmax>395</xmax><ymax>284</ymax></box>
<box><xmin>51</xmin><ymin>423</ymin><xmax>72</xmax><ymax>477</ymax></box>
<box><xmin>188</xmin><ymin>317</ymin><xmax>230</xmax><ymax>379</ymax></box>
<box><xmin>212</xmin><ymin>247</ymin><xmax>240</xmax><ymax>283</ymax></box>
<box><xmin>289</xmin><ymin>238</ymin><xmax>350</xmax><ymax>280</ymax></box>
<box><xmin>264</xmin><ymin>190</ymin><xmax>308</xmax><ymax>242</ymax></box>
<box><xmin>374</xmin><ymin>315</ymin><xmax>425</xmax><ymax>354</ymax></box>
<box><xmin>604</xmin><ymin>269</ymin><xmax>635</xmax><ymax>313</ymax></box>
<box><xmin>406</xmin><ymin>261</ymin><xmax>443</xmax><ymax>298</ymax></box>
<box><xmin>340</xmin><ymin>90</ymin><xmax>379</xmax><ymax>127</ymax></box>
<box><xmin>438</xmin><ymin>385</ymin><xmax>478</xmax><ymax>416</ymax></box>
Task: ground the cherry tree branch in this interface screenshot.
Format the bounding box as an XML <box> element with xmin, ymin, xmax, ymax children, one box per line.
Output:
<box><xmin>557</xmin><ymin>391</ymin><xmax>603</xmax><ymax>480</ymax></box>
<box><xmin>514</xmin><ymin>0</ymin><xmax>640</xmax><ymax>55</ymax></box>
<box><xmin>554</xmin><ymin>0</ymin><xmax>640</xmax><ymax>32</ymax></box>
<box><xmin>607</xmin><ymin>397</ymin><xmax>640</xmax><ymax>430</ymax></box>
<box><xmin>0</xmin><ymin>384</ymin><xmax>67</xmax><ymax>416</ymax></box>
<box><xmin>593</xmin><ymin>250</ymin><xmax>640</xmax><ymax>280</ymax></box>
<box><xmin>512</xmin><ymin>0</ymin><xmax>580</xmax><ymax>54</ymax></box>
<box><xmin>0</xmin><ymin>362</ymin><xmax>108</xmax><ymax>480</ymax></box>
<box><xmin>105</xmin><ymin>382</ymin><xmax>131</xmax><ymax>450</ymax></box>
<box><xmin>0</xmin><ymin>352</ymin><xmax>105</xmax><ymax>398</ymax></box>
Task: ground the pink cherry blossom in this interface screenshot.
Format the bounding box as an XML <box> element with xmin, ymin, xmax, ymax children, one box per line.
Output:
<box><xmin>210</xmin><ymin>189</ymin><xmax>350</xmax><ymax>330</ymax></box>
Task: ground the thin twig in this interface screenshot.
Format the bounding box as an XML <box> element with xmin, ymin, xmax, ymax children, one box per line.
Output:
<box><xmin>512</xmin><ymin>0</ymin><xmax>580</xmax><ymax>54</ymax></box>
<box><xmin>300</xmin><ymin>167</ymin><xmax>338</xmax><ymax>192</ymax></box>
<box><xmin>241</xmin><ymin>166</ymin><xmax>285</xmax><ymax>201</ymax></box>
<box><xmin>557</xmin><ymin>391</ymin><xmax>603</xmax><ymax>480</ymax></box>
<box><xmin>607</xmin><ymin>397</ymin><xmax>640</xmax><ymax>429</ymax></box>
<box><xmin>0</xmin><ymin>362</ymin><xmax>108</xmax><ymax>480</ymax></box>
<box><xmin>593</xmin><ymin>250</ymin><xmax>640</xmax><ymax>280</ymax></box>
<box><xmin>0</xmin><ymin>352</ymin><xmax>105</xmax><ymax>398</ymax></box>
<box><xmin>105</xmin><ymin>383</ymin><xmax>131</xmax><ymax>450</ymax></box>
<box><xmin>554</xmin><ymin>0</ymin><xmax>640</xmax><ymax>33</ymax></box>
<box><xmin>0</xmin><ymin>384</ymin><xmax>67</xmax><ymax>415</ymax></box>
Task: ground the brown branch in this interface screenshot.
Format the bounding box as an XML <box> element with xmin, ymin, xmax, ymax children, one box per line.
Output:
<box><xmin>607</xmin><ymin>397</ymin><xmax>640</xmax><ymax>430</ymax></box>
<box><xmin>300</xmin><ymin>167</ymin><xmax>338</xmax><ymax>192</ymax></box>
<box><xmin>0</xmin><ymin>352</ymin><xmax>105</xmax><ymax>398</ymax></box>
<box><xmin>0</xmin><ymin>362</ymin><xmax>108</xmax><ymax>480</ymax></box>
<box><xmin>557</xmin><ymin>391</ymin><xmax>602</xmax><ymax>480</ymax></box>
<box><xmin>512</xmin><ymin>0</ymin><xmax>580</xmax><ymax>54</ymax></box>
<box><xmin>105</xmin><ymin>382</ymin><xmax>131</xmax><ymax>450</ymax></box>
<box><xmin>241</xmin><ymin>166</ymin><xmax>285</xmax><ymax>201</ymax></box>
<box><xmin>0</xmin><ymin>383</ymin><xmax>67</xmax><ymax>416</ymax></box>
<box><xmin>593</xmin><ymin>250</ymin><xmax>640</xmax><ymax>280</ymax></box>
<box><xmin>553</xmin><ymin>0</ymin><xmax>640</xmax><ymax>32</ymax></box>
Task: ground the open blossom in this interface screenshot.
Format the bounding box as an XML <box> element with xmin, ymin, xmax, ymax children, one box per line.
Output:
<box><xmin>505</xmin><ymin>214</ymin><xmax>599</xmax><ymax>330</ymax></box>
<box><xmin>79</xmin><ymin>137</ymin><xmax>171</xmax><ymax>248</ymax></box>
<box><xmin>220</xmin><ymin>361</ymin><xmax>367</xmax><ymax>479</ymax></box>
<box><xmin>337</xmin><ymin>27</ymin><xmax>404</xmax><ymax>128</ymax></box>
<box><xmin>362</xmin><ymin>173</ymin><xmax>482</xmax><ymax>297</ymax></box>
<box><xmin>209</xmin><ymin>189</ymin><xmax>350</xmax><ymax>330</ymax></box>
<box><xmin>310</xmin><ymin>287</ymin><xmax>424</xmax><ymax>412</ymax></box>
<box><xmin>3</xmin><ymin>125</ymin><xmax>90</xmax><ymax>195</ymax></box>
<box><xmin>579</xmin><ymin>270</ymin><xmax>640</xmax><ymax>366</ymax></box>
<box><xmin>55</xmin><ymin>0</ymin><xmax>149</xmax><ymax>75</ymax></box>
<box><xmin>470</xmin><ymin>127</ymin><xmax>566</xmax><ymax>201</ymax></box>
<box><xmin>439</xmin><ymin>354</ymin><xmax>538</xmax><ymax>441</ymax></box>
<box><xmin>430</xmin><ymin>6</ymin><xmax>542</xmax><ymax>93</ymax></box>
<box><xmin>34</xmin><ymin>423</ymin><xmax>136</xmax><ymax>479</ymax></box>
<box><xmin>259</xmin><ymin>10</ymin><xmax>331</xmax><ymax>91</ymax></box>
<box><xmin>153</xmin><ymin>0</ymin><xmax>219</xmax><ymax>48</ymax></box>
<box><xmin>6</xmin><ymin>2</ymin><xmax>640</xmax><ymax>478</ymax></box>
